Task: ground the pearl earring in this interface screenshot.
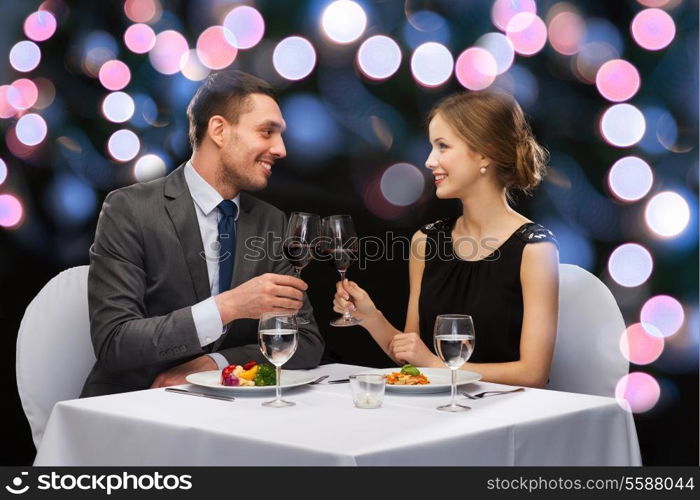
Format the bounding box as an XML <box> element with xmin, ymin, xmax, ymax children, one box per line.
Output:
<box><xmin>479</xmin><ymin>167</ymin><xmax>487</xmax><ymax>174</ymax></box>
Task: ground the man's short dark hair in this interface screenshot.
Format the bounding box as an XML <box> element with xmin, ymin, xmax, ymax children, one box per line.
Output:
<box><xmin>186</xmin><ymin>69</ymin><xmax>277</xmax><ymax>149</ymax></box>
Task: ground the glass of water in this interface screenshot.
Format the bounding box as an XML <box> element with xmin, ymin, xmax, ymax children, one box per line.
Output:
<box><xmin>258</xmin><ymin>311</ymin><xmax>298</xmax><ymax>408</ymax></box>
<box><xmin>433</xmin><ymin>314</ymin><xmax>475</xmax><ymax>412</ymax></box>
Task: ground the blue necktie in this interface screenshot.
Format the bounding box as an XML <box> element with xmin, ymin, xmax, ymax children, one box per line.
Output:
<box><xmin>217</xmin><ymin>200</ymin><xmax>237</xmax><ymax>294</ymax></box>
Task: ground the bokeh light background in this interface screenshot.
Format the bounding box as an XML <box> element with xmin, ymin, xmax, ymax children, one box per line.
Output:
<box><xmin>1</xmin><ymin>0</ymin><xmax>697</xmax><ymax>465</ymax></box>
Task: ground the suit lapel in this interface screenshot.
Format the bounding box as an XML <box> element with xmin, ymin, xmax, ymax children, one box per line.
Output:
<box><xmin>164</xmin><ymin>165</ymin><xmax>210</xmax><ymax>302</ymax></box>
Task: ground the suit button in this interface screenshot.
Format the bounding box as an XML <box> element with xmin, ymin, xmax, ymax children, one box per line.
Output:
<box><xmin>205</xmin><ymin>337</ymin><xmax>212</xmax><ymax>343</ymax></box>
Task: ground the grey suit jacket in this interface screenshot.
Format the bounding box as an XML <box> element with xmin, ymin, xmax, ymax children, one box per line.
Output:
<box><xmin>81</xmin><ymin>165</ymin><xmax>323</xmax><ymax>397</ymax></box>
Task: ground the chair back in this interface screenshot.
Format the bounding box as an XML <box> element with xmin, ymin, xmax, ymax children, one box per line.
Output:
<box><xmin>549</xmin><ymin>264</ymin><xmax>628</xmax><ymax>397</ymax></box>
<box><xmin>16</xmin><ymin>265</ymin><xmax>95</xmax><ymax>448</ymax></box>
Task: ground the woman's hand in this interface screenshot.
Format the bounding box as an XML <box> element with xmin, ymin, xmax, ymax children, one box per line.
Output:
<box><xmin>332</xmin><ymin>279</ymin><xmax>379</xmax><ymax>321</ymax></box>
<box><xmin>389</xmin><ymin>332</ymin><xmax>441</xmax><ymax>367</ymax></box>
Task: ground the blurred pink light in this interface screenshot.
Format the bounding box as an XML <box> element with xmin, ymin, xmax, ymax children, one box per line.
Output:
<box><xmin>0</xmin><ymin>86</ymin><xmax>18</xmax><ymax>119</ymax></box>
<box><xmin>8</xmin><ymin>79</ymin><xmax>39</xmax><ymax>110</ymax></box>
<box><xmin>124</xmin><ymin>24</ymin><xmax>156</xmax><ymax>54</ymax></box>
<box><xmin>631</xmin><ymin>8</ymin><xmax>676</xmax><ymax>51</ymax></box>
<box><xmin>223</xmin><ymin>6</ymin><xmax>265</xmax><ymax>49</ymax></box>
<box><xmin>5</xmin><ymin>127</ymin><xmax>37</xmax><ymax>159</ymax></box>
<box><xmin>491</xmin><ymin>0</ymin><xmax>536</xmax><ymax>32</ymax></box>
<box><xmin>124</xmin><ymin>0</ymin><xmax>159</xmax><ymax>24</ymax></box>
<box><xmin>615</xmin><ymin>372</ymin><xmax>661</xmax><ymax>413</ymax></box>
<box><xmin>506</xmin><ymin>13</ymin><xmax>547</xmax><ymax>56</ymax></box>
<box><xmin>0</xmin><ymin>194</ymin><xmax>24</xmax><ymax>228</ymax></box>
<box><xmin>196</xmin><ymin>26</ymin><xmax>238</xmax><ymax>70</ymax></box>
<box><xmin>637</xmin><ymin>0</ymin><xmax>673</xmax><ymax>8</ymax></box>
<box><xmin>641</xmin><ymin>295</ymin><xmax>685</xmax><ymax>338</ymax></box>
<box><xmin>24</xmin><ymin>10</ymin><xmax>57</xmax><ymax>42</ymax></box>
<box><xmin>596</xmin><ymin>59</ymin><xmax>641</xmax><ymax>102</ymax></box>
<box><xmin>620</xmin><ymin>323</ymin><xmax>665</xmax><ymax>365</ymax></box>
<box><xmin>99</xmin><ymin>60</ymin><xmax>131</xmax><ymax>91</ymax></box>
<box><xmin>455</xmin><ymin>47</ymin><xmax>497</xmax><ymax>90</ymax></box>
<box><xmin>149</xmin><ymin>30</ymin><xmax>189</xmax><ymax>75</ymax></box>
<box><xmin>547</xmin><ymin>11</ymin><xmax>585</xmax><ymax>55</ymax></box>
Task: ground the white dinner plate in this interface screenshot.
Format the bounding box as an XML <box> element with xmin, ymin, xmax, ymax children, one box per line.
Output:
<box><xmin>185</xmin><ymin>370</ymin><xmax>317</xmax><ymax>393</ymax></box>
<box><xmin>356</xmin><ymin>367</ymin><xmax>481</xmax><ymax>393</ymax></box>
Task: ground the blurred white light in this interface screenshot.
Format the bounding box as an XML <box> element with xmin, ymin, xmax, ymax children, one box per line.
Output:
<box><xmin>108</xmin><ymin>129</ymin><xmax>140</xmax><ymax>162</ymax></box>
<box><xmin>180</xmin><ymin>50</ymin><xmax>211</xmax><ymax>81</ymax></box>
<box><xmin>102</xmin><ymin>92</ymin><xmax>135</xmax><ymax>123</ymax></box>
<box><xmin>608</xmin><ymin>243</ymin><xmax>653</xmax><ymax>287</ymax></box>
<box><xmin>475</xmin><ymin>32</ymin><xmax>515</xmax><ymax>75</ymax></box>
<box><xmin>9</xmin><ymin>41</ymin><xmax>41</xmax><ymax>73</ymax></box>
<box><xmin>645</xmin><ymin>191</ymin><xmax>690</xmax><ymax>237</ymax></box>
<box><xmin>321</xmin><ymin>0</ymin><xmax>367</xmax><ymax>44</ymax></box>
<box><xmin>380</xmin><ymin>163</ymin><xmax>425</xmax><ymax>206</ymax></box>
<box><xmin>641</xmin><ymin>295</ymin><xmax>685</xmax><ymax>338</ymax></box>
<box><xmin>273</xmin><ymin>36</ymin><xmax>316</xmax><ymax>81</ymax></box>
<box><xmin>15</xmin><ymin>113</ymin><xmax>47</xmax><ymax>146</ymax></box>
<box><xmin>607</xmin><ymin>156</ymin><xmax>653</xmax><ymax>202</ymax></box>
<box><xmin>149</xmin><ymin>30</ymin><xmax>189</xmax><ymax>75</ymax></box>
<box><xmin>600</xmin><ymin>104</ymin><xmax>646</xmax><ymax>147</ymax></box>
<box><xmin>134</xmin><ymin>154</ymin><xmax>167</xmax><ymax>182</ymax></box>
<box><xmin>223</xmin><ymin>6</ymin><xmax>265</xmax><ymax>49</ymax></box>
<box><xmin>357</xmin><ymin>35</ymin><xmax>402</xmax><ymax>80</ymax></box>
<box><xmin>0</xmin><ymin>158</ymin><xmax>7</xmax><ymax>185</ymax></box>
<box><xmin>410</xmin><ymin>42</ymin><xmax>453</xmax><ymax>87</ymax></box>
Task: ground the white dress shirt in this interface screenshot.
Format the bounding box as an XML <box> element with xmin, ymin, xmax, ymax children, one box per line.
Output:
<box><xmin>184</xmin><ymin>161</ymin><xmax>240</xmax><ymax>370</ymax></box>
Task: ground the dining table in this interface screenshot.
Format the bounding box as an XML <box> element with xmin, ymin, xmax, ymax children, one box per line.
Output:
<box><xmin>34</xmin><ymin>363</ymin><xmax>642</xmax><ymax>466</ymax></box>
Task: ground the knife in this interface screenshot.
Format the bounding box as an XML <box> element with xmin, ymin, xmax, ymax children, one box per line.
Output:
<box><xmin>327</xmin><ymin>378</ymin><xmax>350</xmax><ymax>384</ymax></box>
<box><xmin>165</xmin><ymin>387</ymin><xmax>235</xmax><ymax>402</ymax></box>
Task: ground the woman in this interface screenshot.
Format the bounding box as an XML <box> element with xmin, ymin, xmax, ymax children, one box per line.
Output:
<box><xmin>334</xmin><ymin>91</ymin><xmax>559</xmax><ymax>388</ymax></box>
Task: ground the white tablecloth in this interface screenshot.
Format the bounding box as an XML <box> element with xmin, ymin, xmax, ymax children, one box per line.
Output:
<box><xmin>34</xmin><ymin>364</ymin><xmax>641</xmax><ymax>466</ymax></box>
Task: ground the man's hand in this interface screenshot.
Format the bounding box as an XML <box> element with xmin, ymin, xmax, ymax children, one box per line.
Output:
<box><xmin>215</xmin><ymin>273</ymin><xmax>307</xmax><ymax>324</ymax></box>
<box><xmin>150</xmin><ymin>355</ymin><xmax>217</xmax><ymax>388</ymax></box>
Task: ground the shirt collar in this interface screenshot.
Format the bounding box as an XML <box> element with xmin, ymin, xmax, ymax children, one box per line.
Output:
<box><xmin>184</xmin><ymin>161</ymin><xmax>240</xmax><ymax>220</ymax></box>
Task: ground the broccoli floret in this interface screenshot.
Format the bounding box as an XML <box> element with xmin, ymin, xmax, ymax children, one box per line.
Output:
<box><xmin>254</xmin><ymin>364</ymin><xmax>277</xmax><ymax>386</ymax></box>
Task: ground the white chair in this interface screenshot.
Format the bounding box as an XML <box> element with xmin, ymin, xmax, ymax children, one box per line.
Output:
<box><xmin>548</xmin><ymin>264</ymin><xmax>629</xmax><ymax>397</ymax></box>
<box><xmin>16</xmin><ymin>265</ymin><xmax>95</xmax><ymax>449</ymax></box>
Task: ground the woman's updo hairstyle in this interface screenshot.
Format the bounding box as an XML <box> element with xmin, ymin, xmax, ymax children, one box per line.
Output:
<box><xmin>428</xmin><ymin>90</ymin><xmax>548</xmax><ymax>196</ymax></box>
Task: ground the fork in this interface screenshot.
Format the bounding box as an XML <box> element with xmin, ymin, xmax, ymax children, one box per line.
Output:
<box><xmin>309</xmin><ymin>375</ymin><xmax>329</xmax><ymax>385</ymax></box>
<box><xmin>462</xmin><ymin>387</ymin><xmax>524</xmax><ymax>399</ymax></box>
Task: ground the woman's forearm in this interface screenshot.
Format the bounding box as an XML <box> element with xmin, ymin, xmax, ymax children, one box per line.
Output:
<box><xmin>460</xmin><ymin>360</ymin><xmax>549</xmax><ymax>388</ymax></box>
<box><xmin>361</xmin><ymin>310</ymin><xmax>403</xmax><ymax>360</ymax></box>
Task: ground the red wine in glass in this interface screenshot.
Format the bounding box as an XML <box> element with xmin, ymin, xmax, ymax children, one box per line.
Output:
<box><xmin>284</xmin><ymin>212</ymin><xmax>320</xmax><ymax>325</ymax></box>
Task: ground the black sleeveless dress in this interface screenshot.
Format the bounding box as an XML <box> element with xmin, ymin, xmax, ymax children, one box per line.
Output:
<box><xmin>418</xmin><ymin>216</ymin><xmax>557</xmax><ymax>363</ymax></box>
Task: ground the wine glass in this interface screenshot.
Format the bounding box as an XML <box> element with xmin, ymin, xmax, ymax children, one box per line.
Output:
<box><xmin>283</xmin><ymin>212</ymin><xmax>321</xmax><ymax>325</ymax></box>
<box><xmin>258</xmin><ymin>311</ymin><xmax>298</xmax><ymax>407</ymax></box>
<box><xmin>433</xmin><ymin>314</ymin><xmax>476</xmax><ymax>412</ymax></box>
<box><xmin>322</xmin><ymin>215</ymin><xmax>362</xmax><ymax>327</ymax></box>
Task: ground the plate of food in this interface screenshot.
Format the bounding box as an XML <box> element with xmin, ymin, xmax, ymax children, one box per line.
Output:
<box><xmin>185</xmin><ymin>361</ymin><xmax>317</xmax><ymax>393</ymax></box>
<box><xmin>357</xmin><ymin>364</ymin><xmax>481</xmax><ymax>393</ymax></box>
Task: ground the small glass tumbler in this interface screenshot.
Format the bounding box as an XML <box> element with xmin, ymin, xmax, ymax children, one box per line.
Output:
<box><xmin>349</xmin><ymin>374</ymin><xmax>386</xmax><ymax>409</ymax></box>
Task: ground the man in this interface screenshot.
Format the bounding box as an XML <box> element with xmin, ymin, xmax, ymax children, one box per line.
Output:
<box><xmin>81</xmin><ymin>70</ymin><xmax>323</xmax><ymax>397</ymax></box>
